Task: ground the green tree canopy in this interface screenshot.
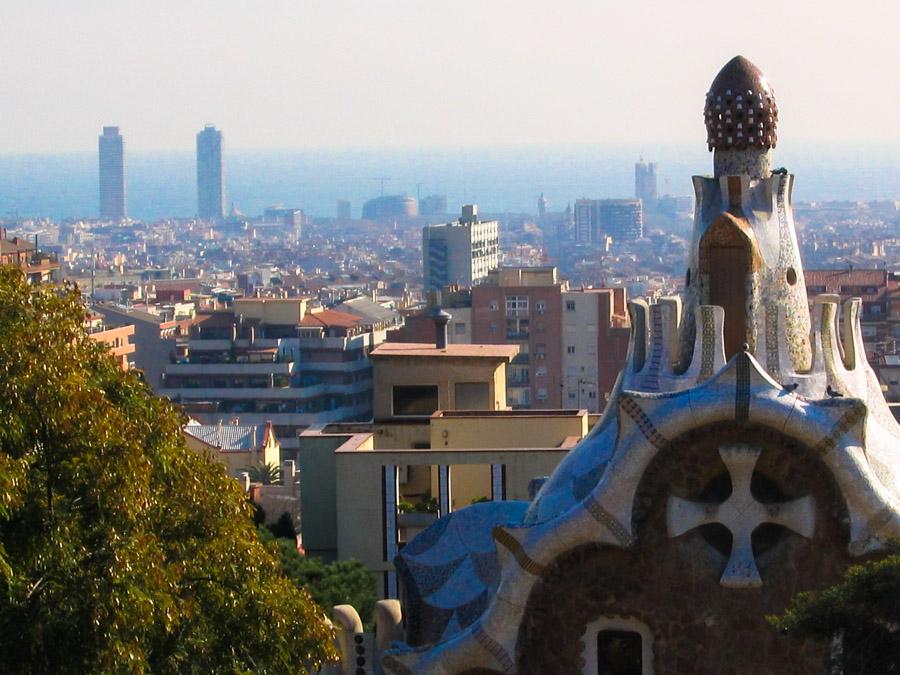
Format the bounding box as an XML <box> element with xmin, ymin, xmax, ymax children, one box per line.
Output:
<box><xmin>259</xmin><ymin>528</ymin><xmax>377</xmax><ymax>629</ymax></box>
<box><xmin>771</xmin><ymin>541</ymin><xmax>900</xmax><ymax>674</ymax></box>
<box><xmin>0</xmin><ymin>268</ymin><xmax>335</xmax><ymax>673</ymax></box>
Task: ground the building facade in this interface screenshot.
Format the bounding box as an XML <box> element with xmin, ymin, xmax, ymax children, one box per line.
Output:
<box><xmin>561</xmin><ymin>287</ymin><xmax>630</xmax><ymax>412</ymax></box>
<box><xmin>196</xmin><ymin>124</ymin><xmax>224</xmax><ymax>221</ymax></box>
<box><xmin>0</xmin><ymin>234</ymin><xmax>60</xmax><ymax>285</ymax></box>
<box><xmin>634</xmin><ymin>158</ymin><xmax>658</xmax><ymax>209</ymax></box>
<box><xmin>369</xmin><ymin>56</ymin><xmax>900</xmax><ymax>675</ymax></box>
<box><xmin>98</xmin><ymin>126</ymin><xmax>126</xmax><ymax>220</ymax></box>
<box><xmin>159</xmin><ymin>297</ymin><xmax>399</xmax><ymax>454</ymax></box>
<box><xmin>422</xmin><ymin>205</ymin><xmax>500</xmax><ymax>291</ymax></box>
<box><xmin>574</xmin><ymin>198</ymin><xmax>643</xmax><ymax>243</ymax></box>
<box><xmin>471</xmin><ymin>267</ymin><xmax>565</xmax><ymax>409</ymax></box>
<box><xmin>362</xmin><ymin>195</ymin><xmax>418</xmax><ymax>220</ymax></box>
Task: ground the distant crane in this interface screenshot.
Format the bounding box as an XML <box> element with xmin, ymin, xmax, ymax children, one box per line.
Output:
<box><xmin>367</xmin><ymin>177</ymin><xmax>392</xmax><ymax>197</ymax></box>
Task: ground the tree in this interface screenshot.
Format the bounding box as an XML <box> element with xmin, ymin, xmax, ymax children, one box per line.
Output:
<box><xmin>246</xmin><ymin>461</ymin><xmax>282</xmax><ymax>485</ymax></box>
<box><xmin>268</xmin><ymin>511</ymin><xmax>297</xmax><ymax>539</ymax></box>
<box><xmin>0</xmin><ymin>268</ymin><xmax>336</xmax><ymax>673</ymax></box>
<box><xmin>260</xmin><ymin>528</ymin><xmax>377</xmax><ymax>628</ymax></box>
<box><xmin>771</xmin><ymin>541</ymin><xmax>900</xmax><ymax>674</ymax></box>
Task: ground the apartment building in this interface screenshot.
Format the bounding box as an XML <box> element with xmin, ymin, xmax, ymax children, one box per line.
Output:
<box><xmin>1</xmin><ymin>234</ymin><xmax>60</xmax><ymax>285</ymax></box>
<box><xmin>573</xmin><ymin>198</ymin><xmax>643</xmax><ymax>243</ymax></box>
<box><xmin>561</xmin><ymin>288</ymin><xmax>630</xmax><ymax>412</ymax></box>
<box><xmin>422</xmin><ymin>204</ymin><xmax>500</xmax><ymax>291</ymax></box>
<box><xmin>85</xmin><ymin>313</ymin><xmax>136</xmax><ymax>371</ymax></box>
<box><xmin>471</xmin><ymin>267</ymin><xmax>567</xmax><ymax>408</ymax></box>
<box><xmin>159</xmin><ymin>296</ymin><xmax>400</xmax><ymax>454</ymax></box>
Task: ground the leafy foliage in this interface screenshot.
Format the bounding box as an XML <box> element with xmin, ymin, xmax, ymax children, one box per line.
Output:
<box><xmin>770</xmin><ymin>541</ymin><xmax>900</xmax><ymax>674</ymax></box>
<box><xmin>267</xmin><ymin>511</ymin><xmax>297</xmax><ymax>539</ymax></box>
<box><xmin>0</xmin><ymin>269</ymin><xmax>336</xmax><ymax>673</ymax></box>
<box><xmin>397</xmin><ymin>491</ymin><xmax>438</xmax><ymax>514</ymax></box>
<box><xmin>246</xmin><ymin>461</ymin><xmax>282</xmax><ymax>485</ymax></box>
<box><xmin>260</xmin><ymin>527</ymin><xmax>377</xmax><ymax>628</ymax></box>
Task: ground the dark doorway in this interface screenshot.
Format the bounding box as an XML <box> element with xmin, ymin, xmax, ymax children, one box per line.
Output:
<box><xmin>702</xmin><ymin>219</ymin><xmax>752</xmax><ymax>360</ymax></box>
<box><xmin>597</xmin><ymin>629</ymin><xmax>642</xmax><ymax>674</ymax></box>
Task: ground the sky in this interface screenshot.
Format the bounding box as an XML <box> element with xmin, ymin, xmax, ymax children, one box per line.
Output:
<box><xmin>3</xmin><ymin>0</ymin><xmax>900</xmax><ymax>153</ymax></box>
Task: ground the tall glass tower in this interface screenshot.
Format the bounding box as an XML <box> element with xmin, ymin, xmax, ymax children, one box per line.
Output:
<box><xmin>196</xmin><ymin>124</ymin><xmax>224</xmax><ymax>221</ymax></box>
<box><xmin>98</xmin><ymin>126</ymin><xmax>126</xmax><ymax>220</ymax></box>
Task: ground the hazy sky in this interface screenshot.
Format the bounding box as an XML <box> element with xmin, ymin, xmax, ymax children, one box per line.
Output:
<box><xmin>3</xmin><ymin>0</ymin><xmax>900</xmax><ymax>153</ymax></box>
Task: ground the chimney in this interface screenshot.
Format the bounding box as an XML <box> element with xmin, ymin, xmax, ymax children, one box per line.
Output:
<box><xmin>432</xmin><ymin>306</ymin><xmax>452</xmax><ymax>349</ymax></box>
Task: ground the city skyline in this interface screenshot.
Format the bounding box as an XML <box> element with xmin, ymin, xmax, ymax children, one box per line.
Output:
<box><xmin>3</xmin><ymin>1</ymin><xmax>900</xmax><ymax>153</ymax></box>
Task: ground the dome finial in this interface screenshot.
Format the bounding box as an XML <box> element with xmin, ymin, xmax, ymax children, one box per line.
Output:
<box><xmin>704</xmin><ymin>56</ymin><xmax>778</xmax><ymax>152</ymax></box>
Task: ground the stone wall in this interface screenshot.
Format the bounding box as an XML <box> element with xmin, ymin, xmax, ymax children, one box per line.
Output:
<box><xmin>516</xmin><ymin>423</ymin><xmax>854</xmax><ymax>674</ymax></box>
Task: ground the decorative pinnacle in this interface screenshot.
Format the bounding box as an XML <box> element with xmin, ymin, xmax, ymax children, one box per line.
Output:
<box><xmin>704</xmin><ymin>56</ymin><xmax>778</xmax><ymax>152</ymax></box>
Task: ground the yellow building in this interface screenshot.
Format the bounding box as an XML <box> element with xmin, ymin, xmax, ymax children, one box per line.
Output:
<box><xmin>297</xmin><ymin>408</ymin><xmax>591</xmax><ymax>597</ymax></box>
<box><xmin>232</xmin><ymin>296</ymin><xmax>308</xmax><ymax>325</ymax></box>
<box><xmin>296</xmin><ymin>321</ymin><xmax>596</xmax><ymax>596</ymax></box>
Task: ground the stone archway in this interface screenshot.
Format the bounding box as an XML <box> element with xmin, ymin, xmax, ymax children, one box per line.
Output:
<box><xmin>699</xmin><ymin>214</ymin><xmax>759</xmax><ymax>360</ymax></box>
<box><xmin>516</xmin><ymin>423</ymin><xmax>851</xmax><ymax>675</ymax></box>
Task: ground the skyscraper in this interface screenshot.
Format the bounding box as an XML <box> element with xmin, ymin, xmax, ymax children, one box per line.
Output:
<box><xmin>634</xmin><ymin>157</ymin><xmax>658</xmax><ymax>209</ymax></box>
<box><xmin>196</xmin><ymin>124</ymin><xmax>224</xmax><ymax>221</ymax></box>
<box><xmin>98</xmin><ymin>126</ymin><xmax>126</xmax><ymax>220</ymax></box>
<box><xmin>574</xmin><ymin>198</ymin><xmax>643</xmax><ymax>243</ymax></box>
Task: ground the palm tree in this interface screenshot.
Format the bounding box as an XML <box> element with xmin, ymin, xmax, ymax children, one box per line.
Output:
<box><xmin>246</xmin><ymin>461</ymin><xmax>282</xmax><ymax>485</ymax></box>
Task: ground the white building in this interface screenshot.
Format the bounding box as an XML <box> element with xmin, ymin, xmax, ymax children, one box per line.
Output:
<box><xmin>422</xmin><ymin>205</ymin><xmax>500</xmax><ymax>291</ymax></box>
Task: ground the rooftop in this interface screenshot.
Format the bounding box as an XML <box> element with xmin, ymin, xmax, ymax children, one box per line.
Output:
<box><xmin>300</xmin><ymin>308</ymin><xmax>363</xmax><ymax>329</ymax></box>
<box><xmin>184</xmin><ymin>420</ymin><xmax>273</xmax><ymax>452</ymax></box>
<box><xmin>369</xmin><ymin>342</ymin><xmax>519</xmax><ymax>360</ymax></box>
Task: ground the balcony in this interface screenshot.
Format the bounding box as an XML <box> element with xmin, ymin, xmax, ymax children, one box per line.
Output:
<box><xmin>159</xmin><ymin>379</ymin><xmax>372</xmax><ymax>401</ymax></box>
<box><xmin>506</xmin><ymin>308</ymin><xmax>529</xmax><ymax>318</ymax></box>
<box><xmin>163</xmin><ymin>362</ymin><xmax>294</xmax><ymax>376</ymax></box>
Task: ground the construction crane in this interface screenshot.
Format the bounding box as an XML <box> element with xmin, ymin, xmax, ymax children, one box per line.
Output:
<box><xmin>367</xmin><ymin>177</ymin><xmax>392</xmax><ymax>196</ymax></box>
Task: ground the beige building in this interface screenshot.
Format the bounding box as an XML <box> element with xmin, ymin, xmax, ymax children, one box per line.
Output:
<box><xmin>294</xmin><ymin>323</ymin><xmax>599</xmax><ymax>596</ymax></box>
<box><xmin>370</xmin><ymin>342</ymin><xmax>518</xmax><ymax>418</ymax></box>
<box><xmin>183</xmin><ymin>419</ymin><xmax>281</xmax><ymax>478</ymax></box>
<box><xmin>298</xmin><ymin>409</ymin><xmax>589</xmax><ymax>598</ymax></box>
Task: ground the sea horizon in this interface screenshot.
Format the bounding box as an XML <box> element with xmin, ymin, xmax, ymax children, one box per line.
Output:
<box><xmin>2</xmin><ymin>140</ymin><xmax>900</xmax><ymax>221</ymax></box>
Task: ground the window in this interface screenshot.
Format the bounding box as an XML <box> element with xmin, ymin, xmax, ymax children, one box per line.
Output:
<box><xmin>454</xmin><ymin>382</ymin><xmax>490</xmax><ymax>409</ymax></box>
<box><xmin>535</xmin><ymin>344</ymin><xmax>547</xmax><ymax>360</ymax></box>
<box><xmin>597</xmin><ymin>630</ymin><xmax>642</xmax><ymax>674</ymax></box>
<box><xmin>566</xmin><ymin>300</ymin><xmax>576</xmax><ymax>311</ymax></box>
<box><xmin>507</xmin><ymin>318</ymin><xmax>529</xmax><ymax>339</ymax></box>
<box><xmin>567</xmin><ymin>345</ymin><xmax>576</xmax><ymax>354</ymax></box>
<box><xmin>454</xmin><ymin>322</ymin><xmax>466</xmax><ymax>335</ymax></box>
<box><xmin>489</xmin><ymin>322</ymin><xmax>498</xmax><ymax>335</ymax></box>
<box><xmin>535</xmin><ymin>300</ymin><xmax>546</xmax><ymax>315</ymax></box>
<box><xmin>581</xmin><ymin>617</ymin><xmax>653</xmax><ymax>675</ymax></box>
<box><xmin>536</xmin><ymin>366</ymin><xmax>547</xmax><ymax>377</ymax></box>
<box><xmin>506</xmin><ymin>295</ymin><xmax>529</xmax><ymax>317</ymax></box>
<box><xmin>392</xmin><ymin>385</ymin><xmax>439</xmax><ymax>417</ymax></box>
<box><xmin>489</xmin><ymin>300</ymin><xmax>499</xmax><ymax>311</ymax></box>
<box><xmin>536</xmin><ymin>388</ymin><xmax>548</xmax><ymax>401</ymax></box>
